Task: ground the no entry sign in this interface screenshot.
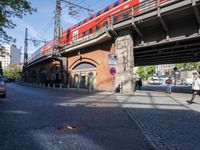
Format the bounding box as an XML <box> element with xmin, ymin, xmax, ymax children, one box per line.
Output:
<box><xmin>110</xmin><ymin>67</ymin><xmax>116</xmax><ymax>76</ymax></box>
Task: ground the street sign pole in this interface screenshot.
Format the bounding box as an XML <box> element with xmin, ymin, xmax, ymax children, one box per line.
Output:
<box><xmin>110</xmin><ymin>67</ymin><xmax>116</xmax><ymax>93</ymax></box>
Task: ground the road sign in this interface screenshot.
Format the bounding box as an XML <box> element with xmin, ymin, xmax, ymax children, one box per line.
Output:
<box><xmin>110</xmin><ymin>67</ymin><xmax>116</xmax><ymax>76</ymax></box>
<box><xmin>108</xmin><ymin>54</ymin><xmax>117</xmax><ymax>65</ymax></box>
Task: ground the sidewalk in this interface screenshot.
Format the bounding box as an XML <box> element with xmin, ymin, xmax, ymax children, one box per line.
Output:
<box><xmin>116</xmin><ymin>90</ymin><xmax>200</xmax><ymax>150</ymax></box>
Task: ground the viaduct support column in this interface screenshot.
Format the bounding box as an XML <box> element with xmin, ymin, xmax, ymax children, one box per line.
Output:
<box><xmin>115</xmin><ymin>31</ymin><xmax>134</xmax><ymax>93</ymax></box>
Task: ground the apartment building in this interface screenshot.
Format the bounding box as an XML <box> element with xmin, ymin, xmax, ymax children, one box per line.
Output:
<box><xmin>0</xmin><ymin>44</ymin><xmax>21</xmax><ymax>69</ymax></box>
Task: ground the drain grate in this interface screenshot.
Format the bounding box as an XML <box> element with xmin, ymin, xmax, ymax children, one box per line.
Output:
<box><xmin>57</xmin><ymin>125</ymin><xmax>79</xmax><ymax>132</ymax></box>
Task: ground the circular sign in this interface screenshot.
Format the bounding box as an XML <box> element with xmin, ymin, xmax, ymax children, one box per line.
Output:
<box><xmin>110</xmin><ymin>67</ymin><xmax>116</xmax><ymax>76</ymax></box>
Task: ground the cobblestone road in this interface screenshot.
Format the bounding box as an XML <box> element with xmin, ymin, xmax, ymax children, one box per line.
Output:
<box><xmin>117</xmin><ymin>91</ymin><xmax>200</xmax><ymax>150</ymax></box>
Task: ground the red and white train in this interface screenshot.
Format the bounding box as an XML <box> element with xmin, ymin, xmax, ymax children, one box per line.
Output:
<box><xmin>30</xmin><ymin>0</ymin><xmax>167</xmax><ymax>61</ymax></box>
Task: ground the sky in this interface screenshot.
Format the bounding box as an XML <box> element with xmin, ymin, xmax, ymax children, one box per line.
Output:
<box><xmin>6</xmin><ymin>0</ymin><xmax>116</xmax><ymax>61</ymax></box>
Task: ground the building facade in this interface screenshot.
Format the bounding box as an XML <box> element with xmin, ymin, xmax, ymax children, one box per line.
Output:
<box><xmin>0</xmin><ymin>44</ymin><xmax>21</xmax><ymax>69</ymax></box>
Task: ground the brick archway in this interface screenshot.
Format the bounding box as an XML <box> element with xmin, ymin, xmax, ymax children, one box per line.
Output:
<box><xmin>69</xmin><ymin>57</ymin><xmax>99</xmax><ymax>70</ymax></box>
<box><xmin>49</xmin><ymin>64</ymin><xmax>62</xmax><ymax>85</ymax></box>
<box><xmin>39</xmin><ymin>67</ymin><xmax>47</xmax><ymax>83</ymax></box>
<box><xmin>69</xmin><ymin>60</ymin><xmax>97</xmax><ymax>89</ymax></box>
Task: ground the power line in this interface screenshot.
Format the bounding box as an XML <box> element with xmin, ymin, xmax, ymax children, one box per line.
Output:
<box><xmin>61</xmin><ymin>0</ymin><xmax>94</xmax><ymax>13</ymax></box>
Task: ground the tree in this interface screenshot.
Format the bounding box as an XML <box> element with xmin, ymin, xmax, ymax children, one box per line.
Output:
<box><xmin>136</xmin><ymin>66</ymin><xmax>156</xmax><ymax>80</ymax></box>
<box><xmin>3</xmin><ymin>64</ymin><xmax>21</xmax><ymax>80</ymax></box>
<box><xmin>176</xmin><ymin>62</ymin><xmax>200</xmax><ymax>72</ymax></box>
<box><xmin>0</xmin><ymin>45</ymin><xmax>9</xmax><ymax>56</ymax></box>
<box><xmin>0</xmin><ymin>0</ymin><xmax>35</xmax><ymax>42</ymax></box>
<box><xmin>136</xmin><ymin>67</ymin><xmax>146</xmax><ymax>79</ymax></box>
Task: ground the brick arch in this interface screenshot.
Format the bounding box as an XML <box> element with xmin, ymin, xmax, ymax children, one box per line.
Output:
<box><xmin>49</xmin><ymin>64</ymin><xmax>61</xmax><ymax>74</ymax></box>
<box><xmin>69</xmin><ymin>57</ymin><xmax>100</xmax><ymax>70</ymax></box>
<box><xmin>39</xmin><ymin>67</ymin><xmax>48</xmax><ymax>82</ymax></box>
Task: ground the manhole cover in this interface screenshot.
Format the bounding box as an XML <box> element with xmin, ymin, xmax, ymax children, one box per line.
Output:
<box><xmin>57</xmin><ymin>125</ymin><xmax>79</xmax><ymax>132</ymax></box>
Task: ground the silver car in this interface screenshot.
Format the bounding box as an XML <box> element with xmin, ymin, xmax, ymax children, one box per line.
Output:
<box><xmin>0</xmin><ymin>76</ymin><xmax>6</xmax><ymax>98</ymax></box>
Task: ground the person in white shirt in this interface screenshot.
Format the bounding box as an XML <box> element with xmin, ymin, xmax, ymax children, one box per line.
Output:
<box><xmin>187</xmin><ymin>73</ymin><xmax>200</xmax><ymax>104</ymax></box>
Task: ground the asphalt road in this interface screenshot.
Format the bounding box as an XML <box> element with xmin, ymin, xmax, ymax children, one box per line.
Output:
<box><xmin>0</xmin><ymin>83</ymin><xmax>151</xmax><ymax>150</ymax></box>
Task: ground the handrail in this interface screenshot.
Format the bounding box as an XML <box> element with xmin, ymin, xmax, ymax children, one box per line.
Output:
<box><xmin>28</xmin><ymin>0</ymin><xmax>186</xmax><ymax>64</ymax></box>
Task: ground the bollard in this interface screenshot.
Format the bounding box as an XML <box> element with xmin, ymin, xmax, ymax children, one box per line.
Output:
<box><xmin>67</xmin><ymin>84</ymin><xmax>70</xmax><ymax>91</ymax></box>
<box><xmin>53</xmin><ymin>83</ymin><xmax>55</xmax><ymax>88</ymax></box>
<box><xmin>48</xmin><ymin>83</ymin><xmax>50</xmax><ymax>88</ymax></box>
<box><xmin>59</xmin><ymin>84</ymin><xmax>62</xmax><ymax>89</ymax></box>
<box><xmin>76</xmin><ymin>84</ymin><xmax>80</xmax><ymax>92</ymax></box>
<box><xmin>88</xmin><ymin>84</ymin><xmax>92</xmax><ymax>93</ymax></box>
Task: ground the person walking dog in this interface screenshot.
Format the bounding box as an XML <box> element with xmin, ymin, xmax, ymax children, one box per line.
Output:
<box><xmin>187</xmin><ymin>73</ymin><xmax>200</xmax><ymax>104</ymax></box>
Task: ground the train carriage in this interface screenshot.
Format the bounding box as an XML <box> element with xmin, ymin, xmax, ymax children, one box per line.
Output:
<box><xmin>34</xmin><ymin>0</ymin><xmax>170</xmax><ymax>60</ymax></box>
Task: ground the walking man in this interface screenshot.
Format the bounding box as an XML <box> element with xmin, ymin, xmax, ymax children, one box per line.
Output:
<box><xmin>187</xmin><ymin>73</ymin><xmax>200</xmax><ymax>104</ymax></box>
<box><xmin>165</xmin><ymin>77</ymin><xmax>172</xmax><ymax>94</ymax></box>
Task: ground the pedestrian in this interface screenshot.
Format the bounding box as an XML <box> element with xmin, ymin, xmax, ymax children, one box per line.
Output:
<box><xmin>187</xmin><ymin>73</ymin><xmax>200</xmax><ymax>104</ymax></box>
<box><xmin>138</xmin><ymin>78</ymin><xmax>142</xmax><ymax>90</ymax></box>
<box><xmin>165</xmin><ymin>77</ymin><xmax>172</xmax><ymax>94</ymax></box>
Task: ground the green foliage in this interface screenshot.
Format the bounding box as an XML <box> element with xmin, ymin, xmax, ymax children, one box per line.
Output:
<box><xmin>176</xmin><ymin>62</ymin><xmax>200</xmax><ymax>72</ymax></box>
<box><xmin>0</xmin><ymin>0</ymin><xmax>36</xmax><ymax>42</ymax></box>
<box><xmin>3</xmin><ymin>64</ymin><xmax>21</xmax><ymax>80</ymax></box>
<box><xmin>136</xmin><ymin>66</ymin><xmax>156</xmax><ymax>80</ymax></box>
<box><xmin>0</xmin><ymin>45</ymin><xmax>9</xmax><ymax>57</ymax></box>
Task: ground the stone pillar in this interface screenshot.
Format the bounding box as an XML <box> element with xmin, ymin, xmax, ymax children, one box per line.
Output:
<box><xmin>115</xmin><ymin>31</ymin><xmax>134</xmax><ymax>93</ymax></box>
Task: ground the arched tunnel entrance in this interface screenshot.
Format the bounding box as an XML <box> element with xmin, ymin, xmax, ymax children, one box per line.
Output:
<box><xmin>39</xmin><ymin>68</ymin><xmax>47</xmax><ymax>84</ymax></box>
<box><xmin>70</xmin><ymin>62</ymin><xmax>96</xmax><ymax>89</ymax></box>
<box><xmin>50</xmin><ymin>66</ymin><xmax>62</xmax><ymax>86</ymax></box>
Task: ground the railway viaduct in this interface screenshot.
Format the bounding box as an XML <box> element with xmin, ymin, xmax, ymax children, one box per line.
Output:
<box><xmin>24</xmin><ymin>0</ymin><xmax>200</xmax><ymax>93</ymax></box>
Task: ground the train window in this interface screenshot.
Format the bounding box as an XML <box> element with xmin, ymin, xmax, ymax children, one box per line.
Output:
<box><xmin>113</xmin><ymin>1</ymin><xmax>119</xmax><ymax>7</ymax></box>
<box><xmin>78</xmin><ymin>22</ymin><xmax>81</xmax><ymax>26</ymax></box>
<box><xmin>89</xmin><ymin>15</ymin><xmax>93</xmax><ymax>20</ymax></box>
<box><xmin>96</xmin><ymin>25</ymin><xmax>100</xmax><ymax>31</ymax></box>
<box><xmin>123</xmin><ymin>0</ymin><xmax>128</xmax><ymax>2</ymax></box>
<box><xmin>96</xmin><ymin>11</ymin><xmax>101</xmax><ymax>17</ymax></box>
<box><xmin>83</xmin><ymin>19</ymin><xmax>87</xmax><ymax>24</ymax></box>
<box><xmin>104</xmin><ymin>21</ymin><xmax>108</xmax><ymax>27</ymax></box>
<box><xmin>67</xmin><ymin>33</ymin><xmax>70</xmax><ymax>38</ymax></box>
<box><xmin>82</xmin><ymin>32</ymin><xmax>86</xmax><ymax>37</ymax></box>
<box><xmin>89</xmin><ymin>28</ymin><xmax>93</xmax><ymax>34</ymax></box>
<box><xmin>104</xmin><ymin>6</ymin><xmax>109</xmax><ymax>12</ymax></box>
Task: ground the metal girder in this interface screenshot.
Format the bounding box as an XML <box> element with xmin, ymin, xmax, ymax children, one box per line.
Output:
<box><xmin>135</xmin><ymin>47</ymin><xmax>200</xmax><ymax>59</ymax></box>
<box><xmin>157</xmin><ymin>0</ymin><xmax>169</xmax><ymax>39</ymax></box>
<box><xmin>192</xmin><ymin>0</ymin><xmax>200</xmax><ymax>33</ymax></box>
<box><xmin>132</xmin><ymin>7</ymin><xmax>143</xmax><ymax>41</ymax></box>
<box><xmin>135</xmin><ymin>56</ymin><xmax>200</xmax><ymax>66</ymax></box>
<box><xmin>135</xmin><ymin>41</ymin><xmax>200</xmax><ymax>54</ymax></box>
<box><xmin>135</xmin><ymin>50</ymin><xmax>200</xmax><ymax>61</ymax></box>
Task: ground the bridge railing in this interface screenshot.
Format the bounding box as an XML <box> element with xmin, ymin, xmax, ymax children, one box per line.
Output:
<box><xmin>111</xmin><ymin>0</ymin><xmax>183</xmax><ymax>25</ymax></box>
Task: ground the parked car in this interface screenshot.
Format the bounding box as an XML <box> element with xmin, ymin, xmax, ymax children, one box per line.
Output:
<box><xmin>185</xmin><ymin>78</ymin><xmax>193</xmax><ymax>85</ymax></box>
<box><xmin>0</xmin><ymin>76</ymin><xmax>7</xmax><ymax>98</ymax></box>
<box><xmin>148</xmin><ymin>78</ymin><xmax>162</xmax><ymax>85</ymax></box>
